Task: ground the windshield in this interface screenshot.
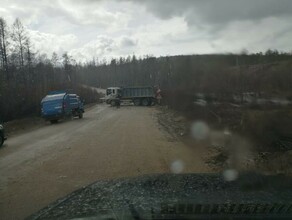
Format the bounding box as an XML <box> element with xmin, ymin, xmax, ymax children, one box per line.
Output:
<box><xmin>1</xmin><ymin>1</ymin><xmax>292</xmax><ymax>219</ymax></box>
<box><xmin>106</xmin><ymin>89</ymin><xmax>111</xmax><ymax>96</ymax></box>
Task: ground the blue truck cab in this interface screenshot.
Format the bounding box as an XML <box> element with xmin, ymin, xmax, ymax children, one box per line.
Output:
<box><xmin>41</xmin><ymin>91</ymin><xmax>84</xmax><ymax>123</ymax></box>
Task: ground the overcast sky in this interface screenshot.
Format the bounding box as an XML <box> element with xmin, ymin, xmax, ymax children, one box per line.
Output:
<box><xmin>1</xmin><ymin>0</ymin><xmax>292</xmax><ymax>62</ymax></box>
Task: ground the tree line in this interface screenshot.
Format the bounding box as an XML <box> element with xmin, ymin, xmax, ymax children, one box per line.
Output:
<box><xmin>77</xmin><ymin>52</ymin><xmax>292</xmax><ymax>105</ymax></box>
<box><xmin>0</xmin><ymin>17</ymin><xmax>99</xmax><ymax>122</ymax></box>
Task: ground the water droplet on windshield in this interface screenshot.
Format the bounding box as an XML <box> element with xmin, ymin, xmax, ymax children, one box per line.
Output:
<box><xmin>191</xmin><ymin>121</ymin><xmax>210</xmax><ymax>140</ymax></box>
<box><xmin>170</xmin><ymin>160</ymin><xmax>184</xmax><ymax>174</ymax></box>
<box><xmin>223</xmin><ymin>169</ymin><xmax>238</xmax><ymax>181</ymax></box>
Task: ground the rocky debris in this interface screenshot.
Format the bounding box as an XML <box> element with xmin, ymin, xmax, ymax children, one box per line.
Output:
<box><xmin>173</xmin><ymin>116</ymin><xmax>185</xmax><ymax>123</ymax></box>
<box><xmin>254</xmin><ymin>150</ymin><xmax>292</xmax><ymax>174</ymax></box>
<box><xmin>254</xmin><ymin>152</ymin><xmax>272</xmax><ymax>163</ymax></box>
<box><xmin>207</xmin><ymin>152</ymin><xmax>228</xmax><ymax>168</ymax></box>
<box><xmin>156</xmin><ymin>106</ymin><xmax>189</xmax><ymax>141</ymax></box>
<box><xmin>157</xmin><ymin>105</ymin><xmax>292</xmax><ymax>175</ymax></box>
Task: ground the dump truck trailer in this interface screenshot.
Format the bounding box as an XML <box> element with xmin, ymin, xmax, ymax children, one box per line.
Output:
<box><xmin>105</xmin><ymin>86</ymin><xmax>156</xmax><ymax>106</ymax></box>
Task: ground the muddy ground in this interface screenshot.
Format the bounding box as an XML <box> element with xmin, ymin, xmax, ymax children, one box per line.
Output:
<box><xmin>1</xmin><ymin>103</ymin><xmax>290</xmax><ymax>219</ymax></box>
<box><xmin>157</xmin><ymin>105</ymin><xmax>292</xmax><ymax>175</ymax></box>
<box><xmin>0</xmin><ymin>104</ymin><xmax>212</xmax><ymax>219</ymax></box>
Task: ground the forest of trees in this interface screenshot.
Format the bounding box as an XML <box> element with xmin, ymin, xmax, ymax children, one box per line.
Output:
<box><xmin>78</xmin><ymin>52</ymin><xmax>292</xmax><ymax>91</ymax></box>
<box><xmin>78</xmin><ymin>52</ymin><xmax>292</xmax><ymax>107</ymax></box>
<box><xmin>1</xmin><ymin>17</ymin><xmax>292</xmax><ymax>122</ymax></box>
<box><xmin>0</xmin><ymin>17</ymin><xmax>99</xmax><ymax>121</ymax></box>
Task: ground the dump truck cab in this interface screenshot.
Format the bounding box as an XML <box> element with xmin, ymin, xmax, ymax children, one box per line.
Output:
<box><xmin>106</xmin><ymin>87</ymin><xmax>121</xmax><ymax>98</ymax></box>
<box><xmin>105</xmin><ymin>87</ymin><xmax>122</xmax><ymax>105</ymax></box>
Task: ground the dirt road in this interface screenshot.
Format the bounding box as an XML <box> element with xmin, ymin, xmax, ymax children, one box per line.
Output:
<box><xmin>0</xmin><ymin>104</ymin><xmax>211</xmax><ymax>219</ymax></box>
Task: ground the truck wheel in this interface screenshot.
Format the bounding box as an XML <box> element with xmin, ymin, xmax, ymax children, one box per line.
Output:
<box><xmin>142</xmin><ymin>98</ymin><xmax>149</xmax><ymax>106</ymax></box>
<box><xmin>50</xmin><ymin>120</ymin><xmax>58</xmax><ymax>124</ymax></box>
<box><xmin>133</xmin><ymin>99</ymin><xmax>141</xmax><ymax>106</ymax></box>
<box><xmin>0</xmin><ymin>134</ymin><xmax>3</xmax><ymax>147</ymax></box>
<box><xmin>148</xmin><ymin>99</ymin><xmax>152</xmax><ymax>106</ymax></box>
<box><xmin>79</xmin><ymin>112</ymin><xmax>83</xmax><ymax>119</ymax></box>
<box><xmin>110</xmin><ymin>100</ymin><xmax>116</xmax><ymax>107</ymax></box>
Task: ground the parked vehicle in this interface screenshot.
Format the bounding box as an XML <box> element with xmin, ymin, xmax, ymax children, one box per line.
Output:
<box><xmin>0</xmin><ymin>123</ymin><xmax>7</xmax><ymax>147</ymax></box>
<box><xmin>105</xmin><ymin>86</ymin><xmax>156</xmax><ymax>106</ymax></box>
<box><xmin>41</xmin><ymin>91</ymin><xmax>84</xmax><ymax>123</ymax></box>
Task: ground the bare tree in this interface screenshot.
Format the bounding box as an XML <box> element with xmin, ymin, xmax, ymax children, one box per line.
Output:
<box><xmin>24</xmin><ymin>37</ymin><xmax>35</xmax><ymax>85</ymax></box>
<box><xmin>0</xmin><ymin>17</ymin><xmax>9</xmax><ymax>78</ymax></box>
<box><xmin>11</xmin><ymin>18</ymin><xmax>27</xmax><ymax>68</ymax></box>
<box><xmin>62</xmin><ymin>52</ymin><xmax>73</xmax><ymax>82</ymax></box>
<box><xmin>24</xmin><ymin>37</ymin><xmax>33</xmax><ymax>68</ymax></box>
<box><xmin>51</xmin><ymin>52</ymin><xmax>59</xmax><ymax>67</ymax></box>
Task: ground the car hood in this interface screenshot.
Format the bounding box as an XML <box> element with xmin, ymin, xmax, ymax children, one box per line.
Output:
<box><xmin>28</xmin><ymin>173</ymin><xmax>292</xmax><ymax>220</ymax></box>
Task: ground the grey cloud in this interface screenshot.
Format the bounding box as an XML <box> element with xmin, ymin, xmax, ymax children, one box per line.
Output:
<box><xmin>2</xmin><ymin>0</ymin><xmax>124</xmax><ymax>29</ymax></box>
<box><xmin>69</xmin><ymin>35</ymin><xmax>117</xmax><ymax>61</ymax></box>
<box><xmin>28</xmin><ymin>30</ymin><xmax>78</xmax><ymax>55</ymax></box>
<box><xmin>120</xmin><ymin>36</ymin><xmax>137</xmax><ymax>47</ymax></box>
<box><xmin>129</xmin><ymin>0</ymin><xmax>292</xmax><ymax>26</ymax></box>
<box><xmin>3</xmin><ymin>0</ymin><xmax>292</xmax><ymax>61</ymax></box>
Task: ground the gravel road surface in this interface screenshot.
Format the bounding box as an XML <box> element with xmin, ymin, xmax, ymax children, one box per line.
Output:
<box><xmin>0</xmin><ymin>104</ymin><xmax>210</xmax><ymax>219</ymax></box>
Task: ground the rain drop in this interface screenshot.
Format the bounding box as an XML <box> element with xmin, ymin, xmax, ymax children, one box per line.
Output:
<box><xmin>191</xmin><ymin>121</ymin><xmax>210</xmax><ymax>140</ymax></box>
<box><xmin>170</xmin><ymin>160</ymin><xmax>184</xmax><ymax>174</ymax></box>
<box><xmin>223</xmin><ymin>169</ymin><xmax>238</xmax><ymax>181</ymax></box>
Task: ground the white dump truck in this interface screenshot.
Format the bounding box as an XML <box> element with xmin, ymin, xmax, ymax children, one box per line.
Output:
<box><xmin>104</xmin><ymin>86</ymin><xmax>157</xmax><ymax>106</ymax></box>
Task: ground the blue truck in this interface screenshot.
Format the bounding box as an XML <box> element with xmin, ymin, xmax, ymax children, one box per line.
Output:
<box><xmin>41</xmin><ymin>91</ymin><xmax>84</xmax><ymax>123</ymax></box>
